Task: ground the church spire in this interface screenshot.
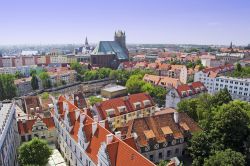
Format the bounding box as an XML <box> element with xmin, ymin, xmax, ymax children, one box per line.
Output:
<box><xmin>85</xmin><ymin>37</ymin><xmax>89</xmax><ymax>46</ymax></box>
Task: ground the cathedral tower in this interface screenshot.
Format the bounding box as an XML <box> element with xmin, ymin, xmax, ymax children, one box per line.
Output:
<box><xmin>114</xmin><ymin>30</ymin><xmax>126</xmax><ymax>50</ymax></box>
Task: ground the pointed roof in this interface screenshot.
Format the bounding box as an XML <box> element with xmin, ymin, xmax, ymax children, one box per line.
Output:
<box><xmin>85</xmin><ymin>37</ymin><xmax>89</xmax><ymax>46</ymax></box>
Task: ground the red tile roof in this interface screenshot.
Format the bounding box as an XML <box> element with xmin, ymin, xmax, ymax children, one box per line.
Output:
<box><xmin>176</xmin><ymin>81</ymin><xmax>207</xmax><ymax>98</ymax></box>
<box><xmin>17</xmin><ymin>117</ymin><xmax>55</xmax><ymax>135</ymax></box>
<box><xmin>96</xmin><ymin>93</ymin><xmax>154</xmax><ymax>120</ymax></box>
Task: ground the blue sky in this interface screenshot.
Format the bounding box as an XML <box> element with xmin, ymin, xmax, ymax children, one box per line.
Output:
<box><xmin>1</xmin><ymin>0</ymin><xmax>250</xmax><ymax>45</ymax></box>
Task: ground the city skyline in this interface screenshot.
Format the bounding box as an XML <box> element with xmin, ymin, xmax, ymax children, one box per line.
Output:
<box><xmin>1</xmin><ymin>0</ymin><xmax>250</xmax><ymax>45</ymax></box>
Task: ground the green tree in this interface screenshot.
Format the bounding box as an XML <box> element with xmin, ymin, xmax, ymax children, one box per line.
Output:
<box><xmin>89</xmin><ymin>96</ymin><xmax>103</xmax><ymax>106</ymax></box>
<box><xmin>30</xmin><ymin>69</ymin><xmax>37</xmax><ymax>76</ymax></box>
<box><xmin>211</xmin><ymin>100</ymin><xmax>250</xmax><ymax>152</ymax></box>
<box><xmin>18</xmin><ymin>137</ymin><xmax>52</xmax><ymax>166</ymax></box>
<box><xmin>41</xmin><ymin>92</ymin><xmax>49</xmax><ymax>100</ymax></box>
<box><xmin>177</xmin><ymin>98</ymin><xmax>199</xmax><ymax>121</ymax></box>
<box><xmin>125</xmin><ymin>74</ymin><xmax>145</xmax><ymax>94</ymax></box>
<box><xmin>189</xmin><ymin>131</ymin><xmax>212</xmax><ymax>166</ymax></box>
<box><xmin>0</xmin><ymin>74</ymin><xmax>17</xmax><ymax>99</ymax></box>
<box><xmin>151</xmin><ymin>86</ymin><xmax>167</xmax><ymax>106</ymax></box>
<box><xmin>15</xmin><ymin>71</ymin><xmax>24</xmax><ymax>79</ymax></box>
<box><xmin>39</xmin><ymin>72</ymin><xmax>51</xmax><ymax>89</ymax></box>
<box><xmin>204</xmin><ymin>149</ymin><xmax>245</xmax><ymax>166</ymax></box>
<box><xmin>236</xmin><ymin>63</ymin><xmax>242</xmax><ymax>72</ymax></box>
<box><xmin>157</xmin><ymin>160</ymin><xmax>170</xmax><ymax>166</ymax></box>
<box><xmin>211</xmin><ymin>88</ymin><xmax>232</xmax><ymax>107</ymax></box>
<box><xmin>141</xmin><ymin>82</ymin><xmax>154</xmax><ymax>95</ymax></box>
<box><xmin>31</xmin><ymin>75</ymin><xmax>39</xmax><ymax>90</ymax></box>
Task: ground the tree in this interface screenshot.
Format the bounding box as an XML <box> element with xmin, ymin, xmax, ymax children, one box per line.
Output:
<box><xmin>0</xmin><ymin>74</ymin><xmax>17</xmax><ymax>100</ymax></box>
<box><xmin>150</xmin><ymin>86</ymin><xmax>167</xmax><ymax>107</ymax></box>
<box><xmin>31</xmin><ymin>75</ymin><xmax>39</xmax><ymax>90</ymax></box>
<box><xmin>211</xmin><ymin>88</ymin><xmax>232</xmax><ymax>107</ymax></box>
<box><xmin>39</xmin><ymin>72</ymin><xmax>51</xmax><ymax>89</ymax></box>
<box><xmin>211</xmin><ymin>100</ymin><xmax>250</xmax><ymax>152</ymax></box>
<box><xmin>189</xmin><ymin>131</ymin><xmax>212</xmax><ymax>166</ymax></box>
<box><xmin>41</xmin><ymin>92</ymin><xmax>49</xmax><ymax>100</ymax></box>
<box><xmin>178</xmin><ymin>98</ymin><xmax>199</xmax><ymax>121</ymax></box>
<box><xmin>30</xmin><ymin>69</ymin><xmax>37</xmax><ymax>76</ymax></box>
<box><xmin>236</xmin><ymin>63</ymin><xmax>242</xmax><ymax>72</ymax></box>
<box><xmin>126</xmin><ymin>74</ymin><xmax>145</xmax><ymax>94</ymax></box>
<box><xmin>18</xmin><ymin>137</ymin><xmax>52</xmax><ymax>166</ymax></box>
<box><xmin>157</xmin><ymin>160</ymin><xmax>170</xmax><ymax>166</ymax></box>
<box><xmin>89</xmin><ymin>96</ymin><xmax>103</xmax><ymax>106</ymax></box>
<box><xmin>204</xmin><ymin>149</ymin><xmax>245</xmax><ymax>166</ymax></box>
<box><xmin>15</xmin><ymin>71</ymin><xmax>24</xmax><ymax>79</ymax></box>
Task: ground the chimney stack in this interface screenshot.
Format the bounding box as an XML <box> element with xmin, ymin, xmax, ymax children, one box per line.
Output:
<box><xmin>92</xmin><ymin>122</ymin><xmax>98</xmax><ymax>135</ymax></box>
<box><xmin>115</xmin><ymin>131</ymin><xmax>121</xmax><ymax>139</ymax></box>
<box><xmin>106</xmin><ymin>134</ymin><xmax>113</xmax><ymax>144</ymax></box>
<box><xmin>99</xmin><ymin>120</ymin><xmax>105</xmax><ymax>128</ymax></box>
<box><xmin>174</xmin><ymin>112</ymin><xmax>179</xmax><ymax>123</ymax></box>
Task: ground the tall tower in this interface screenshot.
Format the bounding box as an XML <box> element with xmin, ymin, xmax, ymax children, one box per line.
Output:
<box><xmin>85</xmin><ymin>37</ymin><xmax>89</xmax><ymax>46</ymax></box>
<box><xmin>114</xmin><ymin>30</ymin><xmax>126</xmax><ymax>50</ymax></box>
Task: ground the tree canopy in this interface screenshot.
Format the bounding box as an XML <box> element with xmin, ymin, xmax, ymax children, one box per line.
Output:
<box><xmin>39</xmin><ymin>72</ymin><xmax>51</xmax><ymax>89</ymax></box>
<box><xmin>18</xmin><ymin>138</ymin><xmax>52</xmax><ymax>166</ymax></box>
<box><xmin>0</xmin><ymin>74</ymin><xmax>17</xmax><ymax>100</ymax></box>
<box><xmin>89</xmin><ymin>96</ymin><xmax>103</xmax><ymax>106</ymax></box>
<box><xmin>31</xmin><ymin>75</ymin><xmax>39</xmax><ymax>90</ymax></box>
<box><xmin>204</xmin><ymin>149</ymin><xmax>246</xmax><ymax>166</ymax></box>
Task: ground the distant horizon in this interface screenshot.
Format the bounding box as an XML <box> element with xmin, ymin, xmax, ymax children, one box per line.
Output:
<box><xmin>1</xmin><ymin>0</ymin><xmax>250</xmax><ymax>46</ymax></box>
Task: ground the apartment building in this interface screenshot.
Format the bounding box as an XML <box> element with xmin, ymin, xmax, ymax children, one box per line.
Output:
<box><xmin>143</xmin><ymin>74</ymin><xmax>181</xmax><ymax>89</ymax></box>
<box><xmin>47</xmin><ymin>68</ymin><xmax>77</xmax><ymax>86</ymax></box>
<box><xmin>158</xmin><ymin>65</ymin><xmax>188</xmax><ymax>84</ymax></box>
<box><xmin>92</xmin><ymin>93</ymin><xmax>156</xmax><ymax>130</ymax></box>
<box><xmin>165</xmin><ymin>82</ymin><xmax>207</xmax><ymax>109</ymax></box>
<box><xmin>117</xmin><ymin>111</ymin><xmax>201</xmax><ymax>163</ymax></box>
<box><xmin>0</xmin><ymin>65</ymin><xmax>38</xmax><ymax>76</ymax></box>
<box><xmin>194</xmin><ymin>65</ymin><xmax>250</xmax><ymax>102</ymax></box>
<box><xmin>52</xmin><ymin>96</ymin><xmax>155</xmax><ymax>166</ymax></box>
<box><xmin>0</xmin><ymin>102</ymin><xmax>20</xmax><ymax>166</ymax></box>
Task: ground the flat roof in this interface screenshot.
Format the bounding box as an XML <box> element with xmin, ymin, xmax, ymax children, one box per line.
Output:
<box><xmin>102</xmin><ymin>85</ymin><xmax>127</xmax><ymax>92</ymax></box>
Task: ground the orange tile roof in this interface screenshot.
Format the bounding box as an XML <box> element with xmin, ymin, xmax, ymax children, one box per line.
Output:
<box><xmin>118</xmin><ymin>112</ymin><xmax>201</xmax><ymax>147</ymax></box>
<box><xmin>57</xmin><ymin>95</ymin><xmax>155</xmax><ymax>166</ymax></box>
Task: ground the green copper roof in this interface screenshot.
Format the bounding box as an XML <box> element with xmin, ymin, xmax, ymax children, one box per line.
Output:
<box><xmin>91</xmin><ymin>41</ymin><xmax>128</xmax><ymax>60</ymax></box>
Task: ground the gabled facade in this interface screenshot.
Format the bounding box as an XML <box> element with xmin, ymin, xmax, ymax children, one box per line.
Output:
<box><xmin>165</xmin><ymin>82</ymin><xmax>207</xmax><ymax>109</ymax></box>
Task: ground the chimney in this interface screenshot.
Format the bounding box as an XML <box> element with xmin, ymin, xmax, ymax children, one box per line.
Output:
<box><xmin>106</xmin><ymin>134</ymin><xmax>113</xmax><ymax>144</ymax></box>
<box><xmin>115</xmin><ymin>131</ymin><xmax>121</xmax><ymax>139</ymax></box>
<box><xmin>93</xmin><ymin>115</ymin><xmax>98</xmax><ymax>122</ymax></box>
<box><xmin>174</xmin><ymin>112</ymin><xmax>179</xmax><ymax>123</ymax></box>
<box><xmin>92</xmin><ymin>122</ymin><xmax>98</xmax><ymax>135</ymax></box>
<box><xmin>132</xmin><ymin>132</ymin><xmax>138</xmax><ymax>139</ymax></box>
<box><xmin>99</xmin><ymin>120</ymin><xmax>105</xmax><ymax>128</ymax></box>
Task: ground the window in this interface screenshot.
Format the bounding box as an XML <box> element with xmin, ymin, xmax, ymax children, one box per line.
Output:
<box><xmin>134</xmin><ymin>102</ymin><xmax>141</xmax><ymax>109</ymax></box>
<box><xmin>167</xmin><ymin>150</ymin><xmax>172</xmax><ymax>157</ymax></box>
<box><xmin>245</xmin><ymin>88</ymin><xmax>248</xmax><ymax>91</ymax></box>
<box><xmin>235</xmin><ymin>82</ymin><xmax>238</xmax><ymax>84</ymax></box>
<box><xmin>175</xmin><ymin>148</ymin><xmax>179</xmax><ymax>154</ymax></box>
<box><xmin>149</xmin><ymin>155</ymin><xmax>154</xmax><ymax>161</ymax></box>
<box><xmin>240</xmin><ymin>82</ymin><xmax>243</xmax><ymax>85</ymax></box>
<box><xmin>158</xmin><ymin>152</ymin><xmax>163</xmax><ymax>159</ymax></box>
<box><xmin>117</xmin><ymin>106</ymin><xmax>126</xmax><ymax>113</ymax></box>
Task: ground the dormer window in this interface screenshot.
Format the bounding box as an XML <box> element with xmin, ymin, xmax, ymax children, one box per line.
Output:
<box><xmin>195</xmin><ymin>87</ymin><xmax>200</xmax><ymax>92</ymax></box>
<box><xmin>134</xmin><ymin>102</ymin><xmax>141</xmax><ymax>110</ymax></box>
<box><xmin>143</xmin><ymin>100</ymin><xmax>151</xmax><ymax>107</ymax></box>
<box><xmin>106</xmin><ymin>109</ymin><xmax>115</xmax><ymax>117</ymax></box>
<box><xmin>117</xmin><ymin>106</ymin><xmax>126</xmax><ymax>113</ymax></box>
<box><xmin>181</xmin><ymin>91</ymin><xmax>187</xmax><ymax>97</ymax></box>
<box><xmin>187</xmin><ymin>90</ymin><xmax>192</xmax><ymax>95</ymax></box>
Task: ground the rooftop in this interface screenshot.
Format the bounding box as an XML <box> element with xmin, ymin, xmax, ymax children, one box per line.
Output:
<box><xmin>102</xmin><ymin>85</ymin><xmax>127</xmax><ymax>93</ymax></box>
<box><xmin>118</xmin><ymin>111</ymin><xmax>201</xmax><ymax>147</ymax></box>
<box><xmin>0</xmin><ymin>102</ymin><xmax>14</xmax><ymax>140</ymax></box>
<box><xmin>91</xmin><ymin>41</ymin><xmax>128</xmax><ymax>60</ymax></box>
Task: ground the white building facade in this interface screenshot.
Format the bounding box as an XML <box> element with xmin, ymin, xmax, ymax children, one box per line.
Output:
<box><xmin>194</xmin><ymin>71</ymin><xmax>250</xmax><ymax>102</ymax></box>
<box><xmin>0</xmin><ymin>102</ymin><xmax>20</xmax><ymax>166</ymax></box>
